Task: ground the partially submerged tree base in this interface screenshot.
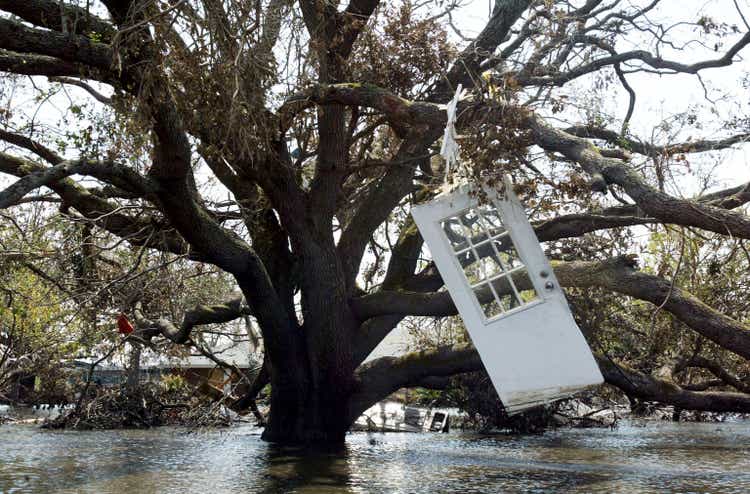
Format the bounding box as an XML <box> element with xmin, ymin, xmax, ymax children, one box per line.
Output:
<box><xmin>43</xmin><ymin>383</ymin><xmax>234</xmax><ymax>430</ymax></box>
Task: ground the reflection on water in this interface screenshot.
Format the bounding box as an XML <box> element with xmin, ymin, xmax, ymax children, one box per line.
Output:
<box><xmin>1</xmin><ymin>420</ymin><xmax>750</xmax><ymax>493</ymax></box>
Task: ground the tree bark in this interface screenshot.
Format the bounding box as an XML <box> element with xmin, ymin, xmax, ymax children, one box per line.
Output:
<box><xmin>125</xmin><ymin>342</ymin><xmax>142</xmax><ymax>392</ymax></box>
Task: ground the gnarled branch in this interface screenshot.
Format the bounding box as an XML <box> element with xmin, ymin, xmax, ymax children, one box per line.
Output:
<box><xmin>135</xmin><ymin>295</ymin><xmax>252</xmax><ymax>344</ymax></box>
<box><xmin>352</xmin><ymin>256</ymin><xmax>750</xmax><ymax>361</ymax></box>
<box><xmin>0</xmin><ymin>156</ymin><xmax>153</xmax><ymax>209</ymax></box>
<box><xmin>0</xmin><ymin>49</ymin><xmax>96</xmax><ymax>77</ymax></box>
<box><xmin>0</xmin><ymin>17</ymin><xmax>113</xmax><ymax>71</ymax></box>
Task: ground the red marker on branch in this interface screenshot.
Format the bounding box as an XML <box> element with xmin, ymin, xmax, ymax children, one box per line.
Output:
<box><xmin>117</xmin><ymin>313</ymin><xmax>134</xmax><ymax>335</ymax></box>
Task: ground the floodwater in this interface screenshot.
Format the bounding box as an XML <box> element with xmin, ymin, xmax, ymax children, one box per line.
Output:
<box><xmin>1</xmin><ymin>420</ymin><xmax>749</xmax><ymax>493</ymax></box>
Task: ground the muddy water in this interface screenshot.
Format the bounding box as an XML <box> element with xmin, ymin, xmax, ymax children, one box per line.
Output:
<box><xmin>1</xmin><ymin>420</ymin><xmax>749</xmax><ymax>493</ymax></box>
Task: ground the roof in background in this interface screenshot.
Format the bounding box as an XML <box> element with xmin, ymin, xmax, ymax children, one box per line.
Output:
<box><xmin>72</xmin><ymin>337</ymin><xmax>255</xmax><ymax>371</ymax></box>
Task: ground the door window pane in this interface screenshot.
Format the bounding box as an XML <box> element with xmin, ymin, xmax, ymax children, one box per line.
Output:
<box><xmin>442</xmin><ymin>219</ymin><xmax>467</xmax><ymax>251</ymax></box>
<box><xmin>492</xmin><ymin>235</ymin><xmax>521</xmax><ymax>270</ymax></box>
<box><xmin>512</xmin><ymin>269</ymin><xmax>538</xmax><ymax>304</ymax></box>
<box><xmin>476</xmin><ymin>204</ymin><xmax>504</xmax><ymax>233</ymax></box>
<box><xmin>458</xmin><ymin>208</ymin><xmax>488</xmax><ymax>242</ymax></box>
<box><xmin>472</xmin><ymin>283</ymin><xmax>502</xmax><ymax>319</ymax></box>
<box><xmin>474</xmin><ymin>254</ymin><xmax>503</xmax><ymax>283</ymax></box>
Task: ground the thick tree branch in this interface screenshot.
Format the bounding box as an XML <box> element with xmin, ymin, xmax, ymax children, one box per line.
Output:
<box><xmin>0</xmin><ymin>156</ymin><xmax>152</xmax><ymax>208</ymax></box>
<box><xmin>350</xmin><ymin>343</ymin><xmax>482</xmax><ymax>419</ymax></box>
<box><xmin>676</xmin><ymin>355</ymin><xmax>750</xmax><ymax>394</ymax></box>
<box><xmin>0</xmin><ymin>152</ymin><xmax>199</xmax><ymax>259</ymax></box>
<box><xmin>598</xmin><ymin>161</ymin><xmax>750</xmax><ymax>239</ymax></box>
<box><xmin>596</xmin><ymin>356</ymin><xmax>750</xmax><ymax>413</ymax></box>
<box><xmin>337</xmin><ymin>0</ymin><xmax>381</xmax><ymax>59</ymax></box>
<box><xmin>522</xmin><ymin>112</ymin><xmax>750</xmax><ymax>236</ymax></box>
<box><xmin>0</xmin><ymin>17</ymin><xmax>113</xmax><ymax>71</ymax></box>
<box><xmin>0</xmin><ymin>0</ymin><xmax>115</xmax><ymax>39</ymax></box>
<box><xmin>565</xmin><ymin>125</ymin><xmax>750</xmax><ymax>158</ymax></box>
<box><xmin>682</xmin><ymin>379</ymin><xmax>726</xmax><ymax>391</ymax></box>
<box><xmin>281</xmin><ymin>83</ymin><xmax>444</xmax><ymax>131</ymax></box>
<box><xmin>0</xmin><ymin>129</ymin><xmax>64</xmax><ymax>164</ymax></box>
<box><xmin>337</xmin><ymin>136</ymin><xmax>438</xmax><ymax>290</ymax></box>
<box><xmin>429</xmin><ymin>0</ymin><xmax>532</xmax><ymax>102</ymax></box>
<box><xmin>353</xmin><ymin>256</ymin><xmax>750</xmax><ymax>361</ymax></box>
<box><xmin>99</xmin><ymin>0</ymin><xmax>140</xmax><ymax>26</ymax></box>
<box><xmin>0</xmin><ymin>49</ymin><xmax>96</xmax><ymax>77</ymax></box>
<box><xmin>135</xmin><ymin>296</ymin><xmax>251</xmax><ymax>344</ymax></box>
<box><xmin>713</xmin><ymin>182</ymin><xmax>750</xmax><ymax>210</ymax></box>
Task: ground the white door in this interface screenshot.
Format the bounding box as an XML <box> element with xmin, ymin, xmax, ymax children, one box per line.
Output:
<box><xmin>411</xmin><ymin>178</ymin><xmax>603</xmax><ymax>414</ymax></box>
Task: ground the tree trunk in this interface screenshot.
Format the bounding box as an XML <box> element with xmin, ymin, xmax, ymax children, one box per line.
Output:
<box><xmin>261</xmin><ymin>380</ymin><xmax>352</xmax><ymax>444</ymax></box>
<box><xmin>259</xmin><ymin>323</ymin><xmax>357</xmax><ymax>445</ymax></box>
<box><xmin>126</xmin><ymin>342</ymin><xmax>141</xmax><ymax>391</ymax></box>
<box><xmin>261</xmin><ymin>331</ymin><xmax>355</xmax><ymax>445</ymax></box>
<box><xmin>253</xmin><ymin>234</ymin><xmax>358</xmax><ymax>445</ymax></box>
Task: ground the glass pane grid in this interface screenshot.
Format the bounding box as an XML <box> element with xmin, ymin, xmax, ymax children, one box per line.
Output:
<box><xmin>487</xmin><ymin>234</ymin><xmax>525</xmax><ymax>306</ymax></box>
<box><xmin>446</xmin><ymin>208</ymin><xmax>508</xmax><ymax>253</ymax></box>
<box><xmin>442</xmin><ymin>203</ymin><xmax>540</xmax><ymax>321</ymax></box>
<box><xmin>468</xmin><ymin>265</ymin><xmax>527</xmax><ymax>289</ymax></box>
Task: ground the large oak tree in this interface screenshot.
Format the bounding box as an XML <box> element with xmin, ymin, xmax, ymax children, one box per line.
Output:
<box><xmin>1</xmin><ymin>0</ymin><xmax>750</xmax><ymax>444</ymax></box>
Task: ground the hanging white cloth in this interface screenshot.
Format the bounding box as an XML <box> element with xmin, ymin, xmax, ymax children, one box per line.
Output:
<box><xmin>440</xmin><ymin>84</ymin><xmax>464</xmax><ymax>188</ymax></box>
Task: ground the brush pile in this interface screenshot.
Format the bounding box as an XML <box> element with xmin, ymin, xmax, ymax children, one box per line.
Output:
<box><xmin>43</xmin><ymin>381</ymin><xmax>234</xmax><ymax>430</ymax></box>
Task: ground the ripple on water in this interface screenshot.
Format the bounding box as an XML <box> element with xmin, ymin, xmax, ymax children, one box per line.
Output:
<box><xmin>1</xmin><ymin>420</ymin><xmax>750</xmax><ymax>493</ymax></box>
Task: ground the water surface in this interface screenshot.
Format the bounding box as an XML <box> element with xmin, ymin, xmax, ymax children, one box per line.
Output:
<box><xmin>1</xmin><ymin>420</ymin><xmax>749</xmax><ymax>493</ymax></box>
